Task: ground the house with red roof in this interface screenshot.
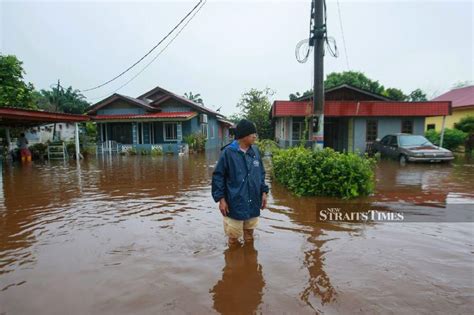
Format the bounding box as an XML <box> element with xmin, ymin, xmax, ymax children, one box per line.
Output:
<box><xmin>87</xmin><ymin>86</ymin><xmax>233</xmax><ymax>153</ymax></box>
<box><xmin>425</xmin><ymin>85</ymin><xmax>474</xmax><ymax>131</ymax></box>
<box><xmin>270</xmin><ymin>84</ymin><xmax>451</xmax><ymax>153</ymax></box>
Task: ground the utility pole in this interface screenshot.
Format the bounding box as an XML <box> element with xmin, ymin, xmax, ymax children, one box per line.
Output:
<box><xmin>310</xmin><ymin>0</ymin><xmax>325</xmax><ymax>149</ymax></box>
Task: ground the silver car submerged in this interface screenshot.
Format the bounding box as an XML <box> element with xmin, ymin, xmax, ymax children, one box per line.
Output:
<box><xmin>372</xmin><ymin>133</ymin><xmax>454</xmax><ymax>164</ymax></box>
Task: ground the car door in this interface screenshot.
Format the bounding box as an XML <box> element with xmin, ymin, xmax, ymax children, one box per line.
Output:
<box><xmin>387</xmin><ymin>135</ymin><xmax>399</xmax><ymax>159</ymax></box>
<box><xmin>378</xmin><ymin>135</ymin><xmax>390</xmax><ymax>157</ymax></box>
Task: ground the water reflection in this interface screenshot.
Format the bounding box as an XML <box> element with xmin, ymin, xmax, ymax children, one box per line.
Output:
<box><xmin>0</xmin><ymin>153</ymin><xmax>472</xmax><ymax>314</ymax></box>
<box><xmin>210</xmin><ymin>242</ymin><xmax>265</xmax><ymax>315</ymax></box>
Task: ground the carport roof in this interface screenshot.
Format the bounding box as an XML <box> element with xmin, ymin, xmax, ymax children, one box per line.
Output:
<box><xmin>0</xmin><ymin>107</ymin><xmax>89</xmax><ymax>127</ymax></box>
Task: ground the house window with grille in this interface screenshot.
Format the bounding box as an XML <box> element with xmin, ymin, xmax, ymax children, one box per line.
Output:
<box><xmin>201</xmin><ymin>123</ymin><xmax>208</xmax><ymax>139</ymax></box>
<box><xmin>427</xmin><ymin>124</ymin><xmax>435</xmax><ymax>131</ymax></box>
<box><xmin>210</xmin><ymin>123</ymin><xmax>214</xmax><ymax>139</ymax></box>
<box><xmin>366</xmin><ymin>120</ymin><xmax>378</xmax><ymax>142</ymax></box>
<box><xmin>401</xmin><ymin>120</ymin><xmax>414</xmax><ymax>134</ymax></box>
<box><xmin>164</xmin><ymin>122</ymin><xmax>178</xmax><ymax>141</ymax></box>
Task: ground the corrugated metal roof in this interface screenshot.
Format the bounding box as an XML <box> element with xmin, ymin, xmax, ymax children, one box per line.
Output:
<box><xmin>90</xmin><ymin>111</ymin><xmax>197</xmax><ymax>121</ymax></box>
<box><xmin>271</xmin><ymin>101</ymin><xmax>451</xmax><ymax>117</ymax></box>
<box><xmin>432</xmin><ymin>85</ymin><xmax>474</xmax><ymax>108</ymax></box>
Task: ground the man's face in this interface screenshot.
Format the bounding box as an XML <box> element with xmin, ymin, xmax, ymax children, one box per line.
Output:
<box><xmin>241</xmin><ymin>133</ymin><xmax>257</xmax><ymax>145</ymax></box>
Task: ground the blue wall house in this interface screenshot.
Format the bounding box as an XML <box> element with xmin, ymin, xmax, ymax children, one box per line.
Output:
<box><xmin>87</xmin><ymin>86</ymin><xmax>233</xmax><ymax>153</ymax></box>
<box><xmin>270</xmin><ymin>85</ymin><xmax>451</xmax><ymax>153</ymax></box>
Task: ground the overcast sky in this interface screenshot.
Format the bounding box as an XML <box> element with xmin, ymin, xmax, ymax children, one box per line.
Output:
<box><xmin>1</xmin><ymin>0</ymin><xmax>473</xmax><ymax>116</ymax></box>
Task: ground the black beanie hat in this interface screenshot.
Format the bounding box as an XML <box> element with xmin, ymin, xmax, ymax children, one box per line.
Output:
<box><xmin>235</xmin><ymin>119</ymin><xmax>257</xmax><ymax>139</ymax></box>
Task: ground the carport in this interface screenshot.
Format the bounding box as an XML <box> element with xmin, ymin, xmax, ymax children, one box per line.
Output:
<box><xmin>0</xmin><ymin>107</ymin><xmax>90</xmax><ymax>160</ymax></box>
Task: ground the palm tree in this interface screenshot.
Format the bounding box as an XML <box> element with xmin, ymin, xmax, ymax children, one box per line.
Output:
<box><xmin>184</xmin><ymin>91</ymin><xmax>204</xmax><ymax>104</ymax></box>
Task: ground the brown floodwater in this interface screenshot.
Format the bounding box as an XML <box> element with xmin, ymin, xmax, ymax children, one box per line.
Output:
<box><xmin>0</xmin><ymin>152</ymin><xmax>473</xmax><ymax>314</ymax></box>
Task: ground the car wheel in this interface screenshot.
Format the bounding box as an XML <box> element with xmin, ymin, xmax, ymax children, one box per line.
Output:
<box><xmin>399</xmin><ymin>154</ymin><xmax>408</xmax><ymax>165</ymax></box>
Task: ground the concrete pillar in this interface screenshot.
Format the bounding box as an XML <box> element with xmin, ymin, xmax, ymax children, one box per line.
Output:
<box><xmin>440</xmin><ymin>116</ymin><xmax>446</xmax><ymax>148</ymax></box>
<box><xmin>75</xmin><ymin>123</ymin><xmax>81</xmax><ymax>160</ymax></box>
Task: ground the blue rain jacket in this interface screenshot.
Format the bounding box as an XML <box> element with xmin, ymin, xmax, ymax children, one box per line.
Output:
<box><xmin>212</xmin><ymin>140</ymin><xmax>269</xmax><ymax>220</ymax></box>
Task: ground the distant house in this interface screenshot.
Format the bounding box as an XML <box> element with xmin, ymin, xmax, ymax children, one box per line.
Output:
<box><xmin>270</xmin><ymin>84</ymin><xmax>451</xmax><ymax>153</ymax></box>
<box><xmin>87</xmin><ymin>86</ymin><xmax>233</xmax><ymax>153</ymax></box>
<box><xmin>25</xmin><ymin>123</ymin><xmax>76</xmax><ymax>144</ymax></box>
<box><xmin>425</xmin><ymin>85</ymin><xmax>474</xmax><ymax>131</ymax></box>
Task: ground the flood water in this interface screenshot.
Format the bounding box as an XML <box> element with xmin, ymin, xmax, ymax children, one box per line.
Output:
<box><xmin>1</xmin><ymin>152</ymin><xmax>473</xmax><ymax>314</ymax></box>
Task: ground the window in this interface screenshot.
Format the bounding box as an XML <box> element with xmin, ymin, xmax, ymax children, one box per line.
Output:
<box><xmin>210</xmin><ymin>123</ymin><xmax>215</xmax><ymax>139</ymax></box>
<box><xmin>201</xmin><ymin>123</ymin><xmax>208</xmax><ymax>139</ymax></box>
<box><xmin>427</xmin><ymin>124</ymin><xmax>436</xmax><ymax>131</ymax></box>
<box><xmin>366</xmin><ymin>120</ymin><xmax>378</xmax><ymax>142</ymax></box>
<box><xmin>401</xmin><ymin>120</ymin><xmax>413</xmax><ymax>134</ymax></box>
<box><xmin>389</xmin><ymin>136</ymin><xmax>398</xmax><ymax>146</ymax></box>
<box><xmin>138</xmin><ymin>123</ymin><xmax>143</xmax><ymax>144</ymax></box>
<box><xmin>292</xmin><ymin>121</ymin><xmax>304</xmax><ymax>140</ymax></box>
<box><xmin>164</xmin><ymin>122</ymin><xmax>178</xmax><ymax>141</ymax></box>
<box><xmin>380</xmin><ymin>135</ymin><xmax>390</xmax><ymax>145</ymax></box>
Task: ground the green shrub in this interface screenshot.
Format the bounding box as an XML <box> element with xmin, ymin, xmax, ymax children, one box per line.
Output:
<box><xmin>454</xmin><ymin>116</ymin><xmax>474</xmax><ymax>134</ymax></box>
<box><xmin>127</xmin><ymin>147</ymin><xmax>137</xmax><ymax>155</ymax></box>
<box><xmin>255</xmin><ymin>139</ymin><xmax>279</xmax><ymax>155</ymax></box>
<box><xmin>271</xmin><ymin>147</ymin><xmax>376</xmax><ymax>198</ymax></box>
<box><xmin>183</xmin><ymin>132</ymin><xmax>207</xmax><ymax>152</ymax></box>
<box><xmin>151</xmin><ymin>147</ymin><xmax>163</xmax><ymax>156</ymax></box>
<box><xmin>425</xmin><ymin>128</ymin><xmax>467</xmax><ymax>151</ymax></box>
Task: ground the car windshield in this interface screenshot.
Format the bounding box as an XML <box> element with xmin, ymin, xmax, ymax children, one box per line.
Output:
<box><xmin>399</xmin><ymin>135</ymin><xmax>432</xmax><ymax>147</ymax></box>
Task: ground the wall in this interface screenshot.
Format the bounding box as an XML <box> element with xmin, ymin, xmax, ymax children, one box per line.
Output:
<box><xmin>352</xmin><ymin>117</ymin><xmax>425</xmax><ymax>153</ymax></box>
<box><xmin>425</xmin><ymin>107</ymin><xmax>474</xmax><ymax>131</ymax></box>
<box><xmin>96</xmin><ymin>101</ymin><xmax>146</xmax><ymax>115</ymax></box>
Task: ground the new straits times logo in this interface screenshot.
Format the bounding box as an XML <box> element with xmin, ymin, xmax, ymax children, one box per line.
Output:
<box><xmin>319</xmin><ymin>207</ymin><xmax>405</xmax><ymax>222</ymax></box>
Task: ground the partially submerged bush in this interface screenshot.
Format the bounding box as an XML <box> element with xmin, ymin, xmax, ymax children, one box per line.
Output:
<box><xmin>425</xmin><ymin>128</ymin><xmax>467</xmax><ymax>151</ymax></box>
<box><xmin>255</xmin><ymin>139</ymin><xmax>279</xmax><ymax>155</ymax></box>
<box><xmin>272</xmin><ymin>146</ymin><xmax>376</xmax><ymax>198</ymax></box>
<box><xmin>183</xmin><ymin>132</ymin><xmax>207</xmax><ymax>152</ymax></box>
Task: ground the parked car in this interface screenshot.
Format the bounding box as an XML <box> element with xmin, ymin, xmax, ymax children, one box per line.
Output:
<box><xmin>372</xmin><ymin>133</ymin><xmax>454</xmax><ymax>164</ymax></box>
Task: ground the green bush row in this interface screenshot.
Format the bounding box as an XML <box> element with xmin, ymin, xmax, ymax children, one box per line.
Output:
<box><xmin>425</xmin><ymin>128</ymin><xmax>467</xmax><ymax>151</ymax></box>
<box><xmin>271</xmin><ymin>146</ymin><xmax>376</xmax><ymax>199</ymax></box>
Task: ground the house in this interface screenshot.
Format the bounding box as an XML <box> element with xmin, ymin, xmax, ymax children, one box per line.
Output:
<box><xmin>87</xmin><ymin>86</ymin><xmax>233</xmax><ymax>153</ymax></box>
<box><xmin>270</xmin><ymin>84</ymin><xmax>451</xmax><ymax>153</ymax></box>
<box><xmin>25</xmin><ymin>122</ymin><xmax>76</xmax><ymax>144</ymax></box>
<box><xmin>425</xmin><ymin>85</ymin><xmax>474</xmax><ymax>131</ymax></box>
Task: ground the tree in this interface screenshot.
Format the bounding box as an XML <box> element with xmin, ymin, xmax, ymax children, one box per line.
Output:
<box><xmin>184</xmin><ymin>91</ymin><xmax>204</xmax><ymax>104</ymax></box>
<box><xmin>408</xmin><ymin>88</ymin><xmax>428</xmax><ymax>101</ymax></box>
<box><xmin>291</xmin><ymin>71</ymin><xmax>428</xmax><ymax>102</ymax></box>
<box><xmin>289</xmin><ymin>90</ymin><xmax>312</xmax><ymax>101</ymax></box>
<box><xmin>236</xmin><ymin>88</ymin><xmax>274</xmax><ymax>140</ymax></box>
<box><xmin>382</xmin><ymin>88</ymin><xmax>407</xmax><ymax>101</ymax></box>
<box><xmin>35</xmin><ymin>85</ymin><xmax>89</xmax><ymax>114</ymax></box>
<box><xmin>325</xmin><ymin>71</ymin><xmax>385</xmax><ymax>95</ymax></box>
<box><xmin>0</xmin><ymin>54</ymin><xmax>36</xmax><ymax>109</ymax></box>
<box><xmin>454</xmin><ymin>116</ymin><xmax>474</xmax><ymax>134</ymax></box>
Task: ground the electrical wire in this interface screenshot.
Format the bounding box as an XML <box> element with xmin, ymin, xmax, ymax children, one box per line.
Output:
<box><xmin>86</xmin><ymin>0</ymin><xmax>207</xmax><ymax>102</ymax></box>
<box><xmin>336</xmin><ymin>0</ymin><xmax>350</xmax><ymax>69</ymax></box>
<box><xmin>82</xmin><ymin>0</ymin><xmax>203</xmax><ymax>92</ymax></box>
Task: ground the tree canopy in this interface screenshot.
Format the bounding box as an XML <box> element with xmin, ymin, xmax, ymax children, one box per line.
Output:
<box><xmin>289</xmin><ymin>71</ymin><xmax>428</xmax><ymax>102</ymax></box>
<box><xmin>184</xmin><ymin>91</ymin><xmax>204</xmax><ymax>104</ymax></box>
<box><xmin>0</xmin><ymin>54</ymin><xmax>36</xmax><ymax>109</ymax></box>
<box><xmin>236</xmin><ymin>88</ymin><xmax>274</xmax><ymax>140</ymax></box>
<box><xmin>35</xmin><ymin>84</ymin><xmax>90</xmax><ymax>114</ymax></box>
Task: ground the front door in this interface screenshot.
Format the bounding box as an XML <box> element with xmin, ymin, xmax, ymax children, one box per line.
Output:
<box><xmin>110</xmin><ymin>123</ymin><xmax>132</xmax><ymax>144</ymax></box>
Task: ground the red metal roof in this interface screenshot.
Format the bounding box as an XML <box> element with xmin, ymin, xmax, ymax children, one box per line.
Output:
<box><xmin>431</xmin><ymin>85</ymin><xmax>474</xmax><ymax>109</ymax></box>
<box><xmin>0</xmin><ymin>107</ymin><xmax>89</xmax><ymax>127</ymax></box>
<box><xmin>90</xmin><ymin>111</ymin><xmax>197</xmax><ymax>121</ymax></box>
<box><xmin>272</xmin><ymin>101</ymin><xmax>451</xmax><ymax>117</ymax></box>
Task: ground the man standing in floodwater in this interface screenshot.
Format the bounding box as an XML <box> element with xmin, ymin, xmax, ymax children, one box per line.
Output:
<box><xmin>212</xmin><ymin>119</ymin><xmax>269</xmax><ymax>246</ymax></box>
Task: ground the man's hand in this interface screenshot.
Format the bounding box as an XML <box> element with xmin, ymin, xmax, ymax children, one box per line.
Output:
<box><xmin>261</xmin><ymin>192</ymin><xmax>267</xmax><ymax>209</ymax></box>
<box><xmin>219</xmin><ymin>198</ymin><xmax>229</xmax><ymax>216</ymax></box>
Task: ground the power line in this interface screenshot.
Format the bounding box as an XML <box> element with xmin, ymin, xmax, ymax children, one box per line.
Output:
<box><xmin>336</xmin><ymin>0</ymin><xmax>350</xmax><ymax>69</ymax></box>
<box><xmin>87</xmin><ymin>0</ymin><xmax>207</xmax><ymax>102</ymax></box>
<box><xmin>82</xmin><ymin>0</ymin><xmax>203</xmax><ymax>92</ymax></box>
